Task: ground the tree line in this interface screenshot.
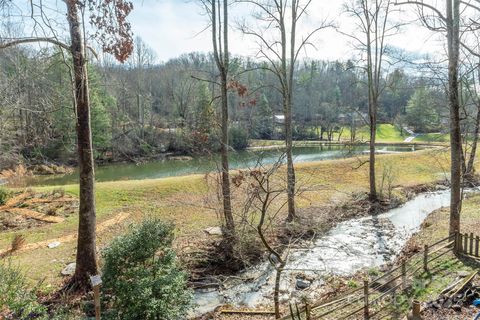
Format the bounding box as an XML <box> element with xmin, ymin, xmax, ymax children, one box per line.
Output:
<box><xmin>1</xmin><ymin>0</ymin><xmax>480</xmax><ymax>305</ymax></box>
<box><xmin>0</xmin><ymin>44</ymin><xmax>447</xmax><ymax>165</ymax></box>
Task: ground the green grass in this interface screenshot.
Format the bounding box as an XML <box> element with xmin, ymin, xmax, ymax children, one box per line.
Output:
<box><xmin>415</xmin><ymin>133</ymin><xmax>450</xmax><ymax>143</ymax></box>
<box><xmin>251</xmin><ymin>124</ymin><xmax>450</xmax><ymax>146</ymax></box>
<box><xmin>0</xmin><ymin>147</ymin><xmax>470</xmax><ymax>289</ymax></box>
<box><xmin>347</xmin><ymin>123</ymin><xmax>407</xmax><ymax>143</ymax></box>
<box><xmin>328</xmin><ymin>124</ymin><xmax>408</xmax><ymax>143</ymax></box>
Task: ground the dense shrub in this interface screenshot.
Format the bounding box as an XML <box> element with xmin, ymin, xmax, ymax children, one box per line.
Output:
<box><xmin>101</xmin><ymin>218</ymin><xmax>192</xmax><ymax>320</ymax></box>
<box><xmin>229</xmin><ymin>126</ymin><xmax>249</xmax><ymax>150</ymax></box>
<box><xmin>0</xmin><ymin>187</ymin><xmax>10</xmax><ymax>206</ymax></box>
<box><xmin>0</xmin><ymin>261</ymin><xmax>46</xmax><ymax>319</ymax></box>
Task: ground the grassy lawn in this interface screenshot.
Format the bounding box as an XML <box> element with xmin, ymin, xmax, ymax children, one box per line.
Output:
<box><xmin>415</xmin><ymin>132</ymin><xmax>450</xmax><ymax>143</ymax></box>
<box><xmin>251</xmin><ymin>124</ymin><xmax>450</xmax><ymax>146</ymax></box>
<box><xmin>349</xmin><ymin>123</ymin><xmax>408</xmax><ymax>143</ymax></box>
<box><xmin>0</xmin><ymin>147</ymin><xmax>460</xmax><ymax>289</ymax></box>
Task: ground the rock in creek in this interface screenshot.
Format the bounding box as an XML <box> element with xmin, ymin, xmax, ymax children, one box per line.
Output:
<box><xmin>296</xmin><ymin>279</ymin><xmax>311</xmax><ymax>290</ymax></box>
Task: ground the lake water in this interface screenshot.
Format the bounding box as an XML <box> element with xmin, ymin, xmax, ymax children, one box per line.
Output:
<box><xmin>17</xmin><ymin>144</ymin><xmax>421</xmax><ymax>186</ymax></box>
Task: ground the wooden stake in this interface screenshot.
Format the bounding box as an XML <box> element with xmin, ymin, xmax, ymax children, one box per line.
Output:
<box><xmin>305</xmin><ymin>302</ymin><xmax>311</xmax><ymax>320</ymax></box>
<box><xmin>475</xmin><ymin>236</ymin><xmax>479</xmax><ymax>257</ymax></box>
<box><xmin>412</xmin><ymin>300</ymin><xmax>421</xmax><ymax>318</ymax></box>
<box><xmin>364</xmin><ymin>280</ymin><xmax>369</xmax><ymax>320</ymax></box>
<box><xmin>402</xmin><ymin>261</ymin><xmax>407</xmax><ymax>290</ymax></box>
<box><xmin>469</xmin><ymin>233</ymin><xmax>474</xmax><ymax>255</ymax></box>
<box><xmin>89</xmin><ymin>275</ymin><xmax>102</xmax><ymax>320</ymax></box>
<box><xmin>93</xmin><ymin>285</ymin><xmax>101</xmax><ymax>320</ymax></box>
<box><xmin>459</xmin><ymin>233</ymin><xmax>463</xmax><ymax>253</ymax></box>
<box><xmin>455</xmin><ymin>232</ymin><xmax>460</xmax><ymax>253</ymax></box>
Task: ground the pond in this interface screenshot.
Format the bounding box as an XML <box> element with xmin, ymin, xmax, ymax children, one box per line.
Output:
<box><xmin>16</xmin><ymin>144</ymin><xmax>422</xmax><ymax>186</ymax></box>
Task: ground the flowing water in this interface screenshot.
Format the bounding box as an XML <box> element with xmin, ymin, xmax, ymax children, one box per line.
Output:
<box><xmin>17</xmin><ymin>144</ymin><xmax>420</xmax><ymax>187</ymax></box>
<box><xmin>7</xmin><ymin>142</ymin><xmax>441</xmax><ymax>316</ymax></box>
<box><xmin>191</xmin><ymin>188</ymin><xmax>461</xmax><ymax>317</ymax></box>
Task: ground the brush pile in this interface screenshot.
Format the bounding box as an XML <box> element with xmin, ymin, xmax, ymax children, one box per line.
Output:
<box><xmin>425</xmin><ymin>271</ymin><xmax>479</xmax><ymax>312</ymax></box>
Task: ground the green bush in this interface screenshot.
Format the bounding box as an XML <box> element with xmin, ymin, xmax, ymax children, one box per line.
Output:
<box><xmin>229</xmin><ymin>126</ymin><xmax>249</xmax><ymax>150</ymax></box>
<box><xmin>101</xmin><ymin>218</ymin><xmax>192</xmax><ymax>320</ymax></box>
<box><xmin>0</xmin><ymin>261</ymin><xmax>47</xmax><ymax>319</ymax></box>
<box><xmin>0</xmin><ymin>187</ymin><xmax>10</xmax><ymax>206</ymax></box>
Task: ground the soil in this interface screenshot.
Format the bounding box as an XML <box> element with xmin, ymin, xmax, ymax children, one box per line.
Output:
<box><xmin>0</xmin><ymin>189</ymin><xmax>78</xmax><ymax>231</ymax></box>
<box><xmin>183</xmin><ymin>182</ymin><xmax>446</xmax><ymax>285</ymax></box>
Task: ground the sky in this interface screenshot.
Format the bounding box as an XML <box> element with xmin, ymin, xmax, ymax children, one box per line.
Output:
<box><xmin>4</xmin><ymin>0</ymin><xmax>446</xmax><ymax>63</ymax></box>
<box><xmin>128</xmin><ymin>0</ymin><xmax>445</xmax><ymax>63</ymax></box>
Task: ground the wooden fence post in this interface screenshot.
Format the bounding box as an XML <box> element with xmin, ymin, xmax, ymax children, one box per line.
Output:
<box><xmin>459</xmin><ymin>233</ymin><xmax>463</xmax><ymax>253</ymax></box>
<box><xmin>364</xmin><ymin>280</ymin><xmax>369</xmax><ymax>320</ymax></box>
<box><xmin>305</xmin><ymin>302</ymin><xmax>311</xmax><ymax>320</ymax></box>
<box><xmin>423</xmin><ymin>245</ymin><xmax>429</xmax><ymax>272</ymax></box>
<box><xmin>469</xmin><ymin>233</ymin><xmax>474</xmax><ymax>255</ymax></box>
<box><xmin>455</xmin><ymin>232</ymin><xmax>460</xmax><ymax>253</ymax></box>
<box><xmin>402</xmin><ymin>261</ymin><xmax>407</xmax><ymax>290</ymax></box>
<box><xmin>475</xmin><ymin>236</ymin><xmax>479</xmax><ymax>257</ymax></box>
<box><xmin>464</xmin><ymin>233</ymin><xmax>468</xmax><ymax>254</ymax></box>
<box><xmin>410</xmin><ymin>300</ymin><xmax>421</xmax><ymax>320</ymax></box>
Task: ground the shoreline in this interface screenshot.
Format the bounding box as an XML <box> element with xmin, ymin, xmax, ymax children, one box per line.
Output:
<box><xmin>5</xmin><ymin>143</ymin><xmax>442</xmax><ymax>188</ymax></box>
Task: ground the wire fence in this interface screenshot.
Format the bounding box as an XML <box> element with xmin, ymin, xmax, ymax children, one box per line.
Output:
<box><xmin>286</xmin><ymin>232</ymin><xmax>478</xmax><ymax>320</ymax></box>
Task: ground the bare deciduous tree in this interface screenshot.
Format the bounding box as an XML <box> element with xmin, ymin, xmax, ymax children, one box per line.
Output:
<box><xmin>394</xmin><ymin>0</ymin><xmax>462</xmax><ymax>235</ymax></box>
<box><xmin>344</xmin><ymin>0</ymin><xmax>399</xmax><ymax>202</ymax></box>
<box><xmin>240</xmin><ymin>0</ymin><xmax>328</xmax><ymax>222</ymax></box>
<box><xmin>236</xmin><ymin>156</ymin><xmax>288</xmax><ymax>318</ymax></box>
<box><xmin>200</xmin><ymin>0</ymin><xmax>236</xmax><ymax>239</ymax></box>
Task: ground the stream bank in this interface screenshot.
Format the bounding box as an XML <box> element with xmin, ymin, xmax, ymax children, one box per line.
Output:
<box><xmin>191</xmin><ymin>185</ymin><xmax>473</xmax><ymax>318</ymax></box>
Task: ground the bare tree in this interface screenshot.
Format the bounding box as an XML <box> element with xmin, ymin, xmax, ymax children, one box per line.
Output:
<box><xmin>458</xmin><ymin>28</ymin><xmax>480</xmax><ymax>179</ymax></box>
<box><xmin>0</xmin><ymin>0</ymin><xmax>133</xmax><ymax>288</ymax></box>
<box><xmin>200</xmin><ymin>0</ymin><xmax>236</xmax><ymax>238</ymax></box>
<box><xmin>236</xmin><ymin>156</ymin><xmax>289</xmax><ymax>318</ymax></box>
<box><xmin>394</xmin><ymin>0</ymin><xmax>463</xmax><ymax>235</ymax></box>
<box><xmin>240</xmin><ymin>0</ymin><xmax>328</xmax><ymax>222</ymax></box>
<box><xmin>463</xmin><ymin>67</ymin><xmax>480</xmax><ymax>178</ymax></box>
<box><xmin>344</xmin><ymin>0</ymin><xmax>399</xmax><ymax>202</ymax></box>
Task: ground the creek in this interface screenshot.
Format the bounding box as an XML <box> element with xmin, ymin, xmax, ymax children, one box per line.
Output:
<box><xmin>192</xmin><ymin>188</ymin><xmax>458</xmax><ymax>316</ymax></box>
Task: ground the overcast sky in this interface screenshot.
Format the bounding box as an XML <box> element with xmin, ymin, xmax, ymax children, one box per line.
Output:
<box><xmin>128</xmin><ymin>0</ymin><xmax>444</xmax><ymax>63</ymax></box>
<box><xmin>5</xmin><ymin>0</ymin><xmax>445</xmax><ymax>63</ymax></box>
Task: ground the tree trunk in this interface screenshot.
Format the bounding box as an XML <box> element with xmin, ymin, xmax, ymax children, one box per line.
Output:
<box><xmin>67</xmin><ymin>0</ymin><xmax>98</xmax><ymax>288</ymax></box>
<box><xmin>211</xmin><ymin>0</ymin><xmax>235</xmax><ymax>237</ymax></box>
<box><xmin>465</xmin><ymin>106</ymin><xmax>480</xmax><ymax>177</ymax></box>
<box><xmin>285</xmin><ymin>93</ymin><xmax>296</xmax><ymax>222</ymax></box>
<box><xmin>273</xmin><ymin>262</ymin><xmax>285</xmax><ymax>319</ymax></box>
<box><xmin>285</xmin><ymin>2</ymin><xmax>297</xmax><ymax>222</ymax></box>
<box><xmin>369</xmin><ymin>109</ymin><xmax>377</xmax><ymax>201</ymax></box>
<box><xmin>447</xmin><ymin>0</ymin><xmax>461</xmax><ymax>235</ymax></box>
<box><xmin>220</xmin><ymin>74</ymin><xmax>234</xmax><ymax>235</ymax></box>
<box><xmin>465</xmin><ymin>64</ymin><xmax>480</xmax><ymax>178</ymax></box>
